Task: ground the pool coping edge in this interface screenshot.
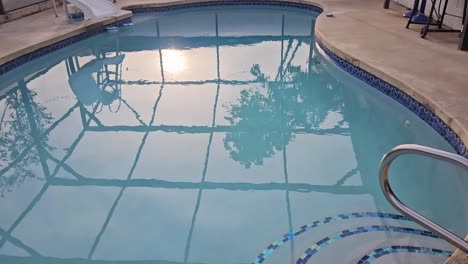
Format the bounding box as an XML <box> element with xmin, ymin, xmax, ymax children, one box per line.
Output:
<box><xmin>0</xmin><ymin>11</ymin><xmax>132</xmax><ymax>67</ymax></box>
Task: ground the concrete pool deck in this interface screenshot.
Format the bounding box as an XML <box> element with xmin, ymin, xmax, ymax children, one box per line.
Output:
<box><xmin>0</xmin><ymin>8</ymin><xmax>131</xmax><ymax>66</ymax></box>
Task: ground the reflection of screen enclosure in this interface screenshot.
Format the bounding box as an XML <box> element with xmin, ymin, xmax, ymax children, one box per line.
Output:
<box><xmin>0</xmin><ymin>5</ymin><xmax>466</xmax><ymax>264</ymax></box>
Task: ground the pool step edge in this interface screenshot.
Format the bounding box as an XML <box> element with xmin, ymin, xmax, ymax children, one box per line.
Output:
<box><xmin>444</xmin><ymin>235</ymin><xmax>468</xmax><ymax>264</ymax></box>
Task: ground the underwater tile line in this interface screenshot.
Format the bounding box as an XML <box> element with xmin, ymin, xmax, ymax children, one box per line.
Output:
<box><xmin>252</xmin><ymin>212</ymin><xmax>412</xmax><ymax>264</ymax></box>
<box><xmin>296</xmin><ymin>225</ymin><xmax>443</xmax><ymax>264</ymax></box>
<box><xmin>357</xmin><ymin>246</ymin><xmax>452</xmax><ymax>264</ymax></box>
<box><xmin>316</xmin><ymin>39</ymin><xmax>467</xmax><ymax>158</ymax></box>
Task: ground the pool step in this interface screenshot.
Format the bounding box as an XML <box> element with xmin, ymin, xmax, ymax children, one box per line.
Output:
<box><xmin>253</xmin><ymin>212</ymin><xmax>454</xmax><ymax>264</ymax></box>
<box><xmin>295</xmin><ymin>226</ymin><xmax>453</xmax><ymax>264</ymax></box>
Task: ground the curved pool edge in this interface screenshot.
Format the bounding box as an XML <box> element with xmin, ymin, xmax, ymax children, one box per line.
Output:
<box><xmin>121</xmin><ymin>0</ymin><xmax>322</xmax><ymax>12</ymax></box>
<box><xmin>314</xmin><ymin>38</ymin><xmax>467</xmax><ymax>157</ymax></box>
<box><xmin>0</xmin><ymin>0</ymin><xmax>466</xmax><ymax>158</ymax></box>
<box><xmin>314</xmin><ymin>28</ymin><xmax>468</xmax><ymax>158</ymax></box>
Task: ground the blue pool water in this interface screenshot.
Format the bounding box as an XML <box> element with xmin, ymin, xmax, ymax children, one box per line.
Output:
<box><xmin>0</xmin><ymin>4</ymin><xmax>467</xmax><ymax>264</ymax></box>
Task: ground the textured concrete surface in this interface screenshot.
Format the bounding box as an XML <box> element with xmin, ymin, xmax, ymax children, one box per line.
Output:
<box><xmin>0</xmin><ymin>7</ymin><xmax>131</xmax><ymax>65</ymax></box>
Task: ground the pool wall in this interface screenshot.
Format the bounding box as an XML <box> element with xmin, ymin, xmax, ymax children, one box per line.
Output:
<box><xmin>0</xmin><ymin>0</ymin><xmax>466</xmax><ymax>158</ymax></box>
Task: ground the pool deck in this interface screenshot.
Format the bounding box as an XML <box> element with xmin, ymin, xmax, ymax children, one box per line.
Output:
<box><xmin>0</xmin><ymin>8</ymin><xmax>131</xmax><ymax>67</ymax></box>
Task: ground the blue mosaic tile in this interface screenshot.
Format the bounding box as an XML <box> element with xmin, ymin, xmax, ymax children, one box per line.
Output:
<box><xmin>130</xmin><ymin>0</ymin><xmax>323</xmax><ymax>15</ymax></box>
<box><xmin>315</xmin><ymin>40</ymin><xmax>467</xmax><ymax>158</ymax></box>
<box><xmin>357</xmin><ymin>246</ymin><xmax>452</xmax><ymax>264</ymax></box>
<box><xmin>296</xmin><ymin>226</ymin><xmax>443</xmax><ymax>264</ymax></box>
<box><xmin>252</xmin><ymin>212</ymin><xmax>412</xmax><ymax>264</ymax></box>
<box><xmin>0</xmin><ymin>18</ymin><xmax>132</xmax><ymax>77</ymax></box>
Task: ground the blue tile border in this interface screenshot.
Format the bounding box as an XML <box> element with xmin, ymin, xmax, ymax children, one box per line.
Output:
<box><xmin>252</xmin><ymin>212</ymin><xmax>412</xmax><ymax>264</ymax></box>
<box><xmin>357</xmin><ymin>246</ymin><xmax>452</xmax><ymax>264</ymax></box>
<box><xmin>315</xmin><ymin>40</ymin><xmax>467</xmax><ymax>157</ymax></box>
<box><xmin>296</xmin><ymin>225</ymin><xmax>443</xmax><ymax>264</ymax></box>
<box><xmin>0</xmin><ymin>17</ymin><xmax>132</xmax><ymax>77</ymax></box>
<box><xmin>129</xmin><ymin>0</ymin><xmax>323</xmax><ymax>15</ymax></box>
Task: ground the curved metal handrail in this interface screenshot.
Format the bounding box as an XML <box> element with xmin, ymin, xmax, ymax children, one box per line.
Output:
<box><xmin>379</xmin><ymin>144</ymin><xmax>468</xmax><ymax>253</ymax></box>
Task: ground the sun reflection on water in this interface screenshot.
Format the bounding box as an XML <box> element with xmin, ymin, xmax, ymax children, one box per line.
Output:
<box><xmin>162</xmin><ymin>49</ymin><xmax>186</xmax><ymax>74</ymax></box>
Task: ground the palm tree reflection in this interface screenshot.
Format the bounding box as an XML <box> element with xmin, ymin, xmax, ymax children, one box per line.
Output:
<box><xmin>224</xmin><ymin>88</ymin><xmax>288</xmax><ymax>168</ymax></box>
<box><xmin>223</xmin><ymin>62</ymin><xmax>345</xmax><ymax>168</ymax></box>
<box><xmin>0</xmin><ymin>86</ymin><xmax>52</xmax><ymax>197</ymax></box>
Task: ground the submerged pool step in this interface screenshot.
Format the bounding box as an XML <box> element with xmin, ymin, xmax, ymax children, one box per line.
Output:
<box><xmin>253</xmin><ymin>212</ymin><xmax>412</xmax><ymax>264</ymax></box>
<box><xmin>296</xmin><ymin>225</ymin><xmax>450</xmax><ymax>264</ymax></box>
<box><xmin>253</xmin><ymin>212</ymin><xmax>454</xmax><ymax>264</ymax></box>
<box><xmin>357</xmin><ymin>246</ymin><xmax>452</xmax><ymax>264</ymax></box>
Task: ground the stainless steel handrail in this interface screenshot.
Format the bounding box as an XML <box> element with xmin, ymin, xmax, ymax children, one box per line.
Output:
<box><xmin>379</xmin><ymin>144</ymin><xmax>468</xmax><ymax>253</ymax></box>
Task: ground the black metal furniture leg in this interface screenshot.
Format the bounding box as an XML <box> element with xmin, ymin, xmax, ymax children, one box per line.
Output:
<box><xmin>460</xmin><ymin>8</ymin><xmax>468</xmax><ymax>50</ymax></box>
<box><xmin>421</xmin><ymin>0</ymin><xmax>436</xmax><ymax>38</ymax></box>
<box><xmin>439</xmin><ymin>0</ymin><xmax>450</xmax><ymax>28</ymax></box>
<box><xmin>407</xmin><ymin>0</ymin><xmax>420</xmax><ymax>28</ymax></box>
<box><xmin>462</xmin><ymin>0</ymin><xmax>467</xmax><ymax>32</ymax></box>
<box><xmin>384</xmin><ymin>0</ymin><xmax>391</xmax><ymax>9</ymax></box>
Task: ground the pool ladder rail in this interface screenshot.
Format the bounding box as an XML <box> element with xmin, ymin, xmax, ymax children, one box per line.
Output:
<box><xmin>379</xmin><ymin>144</ymin><xmax>468</xmax><ymax>253</ymax></box>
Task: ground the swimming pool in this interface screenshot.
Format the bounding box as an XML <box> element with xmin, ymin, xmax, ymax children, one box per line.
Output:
<box><xmin>0</xmin><ymin>3</ymin><xmax>467</xmax><ymax>264</ymax></box>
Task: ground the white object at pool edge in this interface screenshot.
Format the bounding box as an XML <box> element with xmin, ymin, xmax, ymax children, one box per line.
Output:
<box><xmin>67</xmin><ymin>0</ymin><xmax>120</xmax><ymax>19</ymax></box>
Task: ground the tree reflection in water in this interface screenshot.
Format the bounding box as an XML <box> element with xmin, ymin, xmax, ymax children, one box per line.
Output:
<box><xmin>0</xmin><ymin>86</ymin><xmax>53</xmax><ymax>197</ymax></box>
<box><xmin>223</xmin><ymin>62</ymin><xmax>345</xmax><ymax>168</ymax></box>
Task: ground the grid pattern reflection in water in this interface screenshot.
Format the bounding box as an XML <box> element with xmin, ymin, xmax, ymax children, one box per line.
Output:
<box><xmin>0</xmin><ymin>4</ymin><xmax>467</xmax><ymax>264</ymax></box>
